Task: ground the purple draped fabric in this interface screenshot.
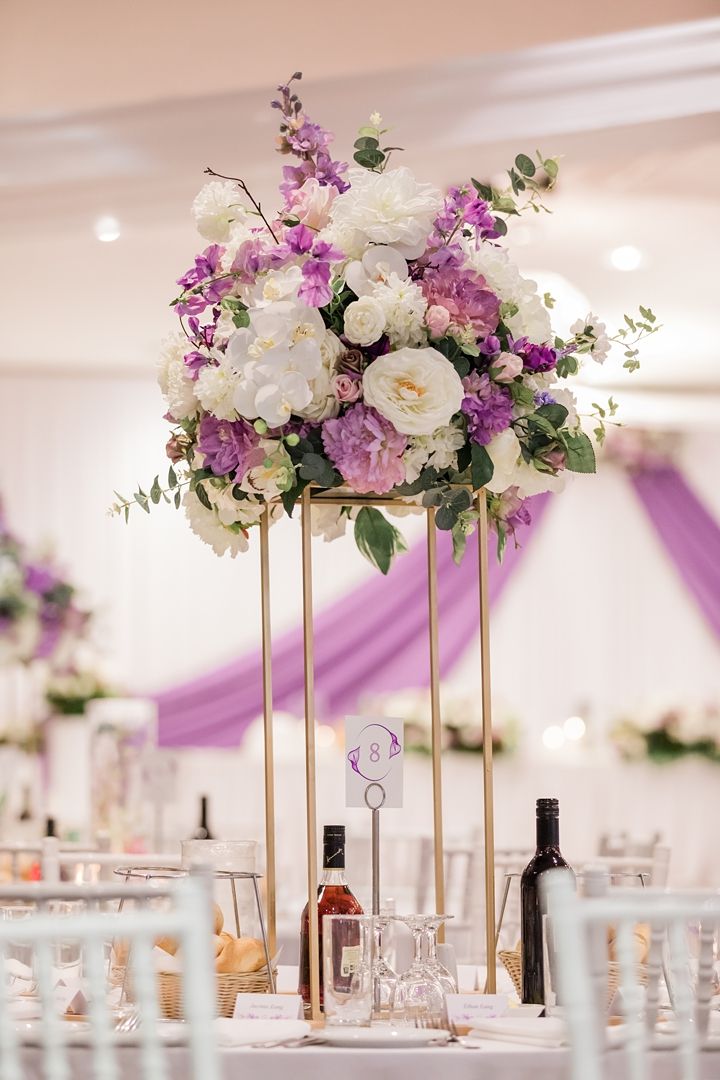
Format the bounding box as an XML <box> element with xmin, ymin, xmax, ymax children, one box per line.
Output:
<box><xmin>156</xmin><ymin>495</ymin><xmax>550</xmax><ymax>747</ymax></box>
<box><xmin>631</xmin><ymin>466</ymin><xmax>720</xmax><ymax>640</ymax></box>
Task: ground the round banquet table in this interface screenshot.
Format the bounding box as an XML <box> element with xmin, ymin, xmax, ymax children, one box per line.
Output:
<box><xmin>16</xmin><ymin>1042</ymin><xmax>720</xmax><ymax>1080</ymax></box>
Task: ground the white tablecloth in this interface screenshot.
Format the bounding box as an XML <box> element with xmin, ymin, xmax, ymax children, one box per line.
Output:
<box><xmin>17</xmin><ymin>1043</ymin><xmax>720</xmax><ymax>1080</ymax></box>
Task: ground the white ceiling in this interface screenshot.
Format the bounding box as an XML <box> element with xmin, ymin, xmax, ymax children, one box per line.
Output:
<box><xmin>1</xmin><ymin>13</ymin><xmax>718</xmax><ymax>426</ymax></box>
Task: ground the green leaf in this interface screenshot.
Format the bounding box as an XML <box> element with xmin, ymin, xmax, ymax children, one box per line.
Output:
<box><xmin>624</xmin><ymin>314</ymin><xmax>637</xmax><ymax>332</ymax></box>
<box><xmin>562</xmin><ymin>431</ymin><xmax>597</xmax><ymax>474</ymax></box>
<box><xmin>508</xmin><ymin>169</ymin><xmax>526</xmax><ymax>195</ymax></box>
<box><xmin>298</xmin><ymin>452</ymin><xmax>336</xmax><ymax>488</ymax></box>
<box><xmin>195</xmin><ymin>482</ymin><xmax>212</xmax><ymax>510</ymax></box>
<box><xmin>150</xmin><ymin>476</ymin><xmax>162</xmax><ymax>504</ymax></box>
<box><xmin>354</xmin><ymin>506</ymin><xmax>407</xmax><ymax>575</ymax></box>
<box><xmin>527</xmin><ymin>413</ymin><xmax>558</xmax><ymax>437</ymax></box>
<box><xmin>391</xmin><ymin>468</ymin><xmax>439</xmax><ymax>497</ymax></box>
<box><xmin>492</xmin><ymin>216</ymin><xmax>508</xmax><ymax>237</ymax></box>
<box><xmin>436</xmin><ymin>488</ymin><xmax>472</xmax><ymax>531</ymax></box>
<box><xmin>353</xmin><ymin>136</ymin><xmax>379</xmax><ymax>150</ymax></box>
<box><xmin>543</xmin><ymin>158</ymin><xmax>559</xmax><ymax>179</ymax></box>
<box><xmin>354</xmin><ymin>148</ymin><xmax>384</xmax><ymax>169</ymax></box>
<box><xmin>357</xmin><ymin>125</ymin><xmax>379</xmax><ymax>138</ymax></box>
<box><xmin>167</xmin><ymin>466</ymin><xmax>178</xmax><ymax>490</ymax></box>
<box><xmin>508</xmin><ymin>381</ymin><xmax>535</xmax><ymax>410</ymax></box>
<box><xmin>281</xmin><ymin>478</ymin><xmax>309</xmax><ymax>517</ymax></box>
<box><xmin>123</xmin><ymin>505</ymin><xmax>130</xmax><ymax>523</ymax></box>
<box><xmin>470</xmin><ymin>443</ymin><xmax>494</xmax><ymax>491</ymax></box>
<box><xmin>134</xmin><ymin>492</ymin><xmax>150</xmax><ymax>514</ymax></box>
<box><xmin>174</xmin><ymin>490</ymin><xmax>181</xmax><ymax>510</ymax></box>
<box><xmin>515</xmin><ymin>153</ymin><xmax>536</xmax><ymax>177</ymax></box>
<box><xmin>471</xmin><ymin>178</ymin><xmax>493</xmax><ymax>200</ymax></box>
<box><xmin>451</xmin><ymin>523</ymin><xmax>468</xmax><ymax>565</ymax></box>
<box><xmin>232</xmin><ymin>308</ymin><xmax>250</xmax><ymax>328</ymax></box>
<box><xmin>536</xmin><ymin>403</ymin><xmax>569</xmax><ymax>430</ymax></box>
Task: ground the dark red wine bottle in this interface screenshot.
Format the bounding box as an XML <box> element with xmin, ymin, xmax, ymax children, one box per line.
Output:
<box><xmin>298</xmin><ymin>825</ymin><xmax>362</xmax><ymax>1013</ymax></box>
<box><xmin>190</xmin><ymin>795</ymin><xmax>213</xmax><ymax>840</ymax></box>
<box><xmin>521</xmin><ymin>798</ymin><xmax>574</xmax><ymax>1005</ymax></box>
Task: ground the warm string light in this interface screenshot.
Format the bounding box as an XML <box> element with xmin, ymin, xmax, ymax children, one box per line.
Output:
<box><xmin>542</xmin><ymin>715</ymin><xmax>586</xmax><ymax>749</ymax></box>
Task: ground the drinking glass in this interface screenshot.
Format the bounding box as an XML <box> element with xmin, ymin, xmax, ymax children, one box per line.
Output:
<box><xmin>323</xmin><ymin>914</ymin><xmax>372</xmax><ymax>1026</ymax></box>
<box><xmin>48</xmin><ymin>900</ymin><xmax>85</xmax><ymax>984</ymax></box>
<box><xmin>371</xmin><ymin>913</ymin><xmax>398</xmax><ymax>1020</ymax></box>
<box><xmin>1</xmin><ymin>904</ymin><xmax>36</xmax><ymax>986</ymax></box>
<box><xmin>393</xmin><ymin>915</ymin><xmax>444</xmax><ymax>1023</ymax></box>
<box><xmin>424</xmin><ymin>914</ymin><xmax>457</xmax><ymax>995</ymax></box>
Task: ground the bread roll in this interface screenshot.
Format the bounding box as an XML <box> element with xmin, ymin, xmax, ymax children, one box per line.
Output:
<box><xmin>215</xmin><ymin>936</ymin><xmax>265</xmax><ymax>974</ymax></box>
<box><xmin>213</xmin><ymin>903</ymin><xmax>224</xmax><ymax>935</ymax></box>
<box><xmin>607</xmin><ymin>923</ymin><xmax>650</xmax><ymax>964</ymax></box>
<box><xmin>211</xmin><ymin>934</ymin><xmax>225</xmax><ymax>958</ymax></box>
<box><xmin>112</xmin><ymin>940</ymin><xmax>129</xmax><ymax>967</ymax></box>
<box><xmin>155</xmin><ymin>935</ymin><xmax>180</xmax><ymax>956</ymax></box>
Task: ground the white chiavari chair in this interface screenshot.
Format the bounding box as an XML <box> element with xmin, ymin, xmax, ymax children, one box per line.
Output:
<box><xmin>41</xmin><ymin>838</ymin><xmax>183</xmax><ymax>884</ymax></box>
<box><xmin>547</xmin><ymin>873</ymin><xmax>720</xmax><ymax>1080</ymax></box>
<box><xmin>0</xmin><ymin>876</ymin><xmax>220</xmax><ymax>1080</ymax></box>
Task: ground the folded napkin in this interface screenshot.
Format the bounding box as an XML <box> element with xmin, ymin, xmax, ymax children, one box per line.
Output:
<box><xmin>213</xmin><ymin>1018</ymin><xmax>310</xmax><ymax>1048</ymax></box>
<box><xmin>469</xmin><ymin>1017</ymin><xmax>567</xmax><ymax>1048</ymax></box>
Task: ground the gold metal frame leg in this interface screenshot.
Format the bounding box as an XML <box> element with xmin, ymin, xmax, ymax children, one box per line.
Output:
<box><xmin>259</xmin><ymin>511</ymin><xmax>276</xmax><ymax>957</ymax></box>
<box><xmin>426</xmin><ymin>508</ymin><xmax>446</xmax><ymax>938</ymax></box>
<box><xmin>476</xmin><ymin>493</ymin><xmax>497</xmax><ymax>992</ymax></box>
<box><xmin>301</xmin><ymin>489</ymin><xmax>320</xmax><ymax>1020</ymax></box>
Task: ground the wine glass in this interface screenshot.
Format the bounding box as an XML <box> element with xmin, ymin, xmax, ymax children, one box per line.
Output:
<box><xmin>393</xmin><ymin>915</ymin><xmax>444</xmax><ymax>1023</ymax></box>
<box><xmin>371</xmin><ymin>913</ymin><xmax>397</xmax><ymax>1021</ymax></box>
<box><xmin>424</xmin><ymin>914</ymin><xmax>457</xmax><ymax>995</ymax></box>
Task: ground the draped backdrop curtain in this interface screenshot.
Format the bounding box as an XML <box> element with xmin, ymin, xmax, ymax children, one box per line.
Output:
<box><xmin>157</xmin><ymin>495</ymin><xmax>550</xmax><ymax>747</ymax></box>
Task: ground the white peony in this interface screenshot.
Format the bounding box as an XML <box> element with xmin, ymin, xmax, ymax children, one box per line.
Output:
<box><xmin>330</xmin><ymin>167</ymin><xmax>442</xmax><ymax>258</ymax></box>
<box><xmin>192</xmin><ymin>180</ymin><xmax>248</xmax><ymax>244</ymax></box>
<box><xmin>363</xmin><ymin>346</ymin><xmax>464</xmax><ymax>436</ymax></box>
<box><xmin>570</xmin><ymin>312</ymin><xmax>611</xmax><ymax>363</ymax></box>
<box><xmin>298</xmin><ymin>331</ymin><xmax>343</xmax><ymax>422</ymax></box>
<box><xmin>552</xmin><ymin>387</ymin><xmax>580</xmax><ymax>431</ymax></box>
<box><xmin>183</xmin><ymin>489</ymin><xmax>249</xmax><ymax>557</ymax></box>
<box><xmin>371</xmin><ymin>273</ymin><xmax>427</xmax><ymax>348</ymax></box>
<box><xmin>467</xmin><ymin>243</ymin><xmax>552</xmax><ymax>343</ymax></box>
<box><xmin>403</xmin><ymin>422</ymin><xmax>466</xmax><ymax>483</ymax></box>
<box><xmin>195</xmin><ymin>352</ymin><xmax>240</xmax><ymax>420</ymax></box>
<box><xmin>157</xmin><ymin>332</ymin><xmax>199</xmax><ymax>421</ymax></box>
<box><xmin>343</xmin><ymin>297</ymin><xmax>386</xmax><ymax>346</ymax></box>
<box><xmin>316</xmin><ymin>219</ymin><xmax>366</xmax><ymax>261</ymax></box>
<box><xmin>239</xmin><ymin>440</ymin><xmax>295</xmax><ymax>498</ymax></box>
<box><xmin>345</xmin><ymin>245</ymin><xmax>408</xmax><ymax>297</ymax></box>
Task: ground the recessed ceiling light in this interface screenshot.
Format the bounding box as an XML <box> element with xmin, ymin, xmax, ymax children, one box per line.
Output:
<box><xmin>609</xmin><ymin>245</ymin><xmax>642</xmax><ymax>272</ymax></box>
<box><xmin>93</xmin><ymin>215</ymin><xmax>121</xmax><ymax>242</ymax></box>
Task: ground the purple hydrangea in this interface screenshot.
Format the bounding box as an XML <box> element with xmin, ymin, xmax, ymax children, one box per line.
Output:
<box><xmin>421</xmin><ymin>267</ymin><xmax>500</xmax><ymax>336</ymax></box>
<box><xmin>197</xmin><ymin>416</ymin><xmax>263</xmax><ymax>477</ymax></box>
<box><xmin>461</xmin><ymin>372</ymin><xmax>514</xmax><ymax>445</ymax></box>
<box><xmin>322</xmin><ymin>404</ymin><xmax>407</xmax><ymax>494</ymax></box>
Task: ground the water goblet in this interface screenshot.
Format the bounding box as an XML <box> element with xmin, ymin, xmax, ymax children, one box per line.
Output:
<box><xmin>371</xmin><ymin>913</ymin><xmax>398</xmax><ymax>1021</ymax></box>
<box><xmin>424</xmin><ymin>914</ymin><xmax>457</xmax><ymax>995</ymax></box>
<box><xmin>393</xmin><ymin>915</ymin><xmax>444</xmax><ymax>1023</ymax></box>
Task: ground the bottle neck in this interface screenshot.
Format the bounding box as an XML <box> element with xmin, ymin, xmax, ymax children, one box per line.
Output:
<box><xmin>199</xmin><ymin>797</ymin><xmax>208</xmax><ymax>827</ymax></box>
<box><xmin>536</xmin><ymin>815</ymin><xmax>560</xmax><ymax>850</ymax></box>
<box><xmin>320</xmin><ymin>867</ymin><xmax>347</xmax><ymax>887</ymax></box>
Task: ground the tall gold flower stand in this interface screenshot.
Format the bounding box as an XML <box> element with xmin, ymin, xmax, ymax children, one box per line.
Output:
<box><xmin>259</xmin><ymin>485</ymin><xmax>496</xmax><ymax>1020</ymax></box>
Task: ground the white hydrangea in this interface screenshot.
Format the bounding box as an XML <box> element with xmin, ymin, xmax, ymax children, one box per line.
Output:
<box><xmin>466</xmin><ymin>243</ymin><xmax>552</xmax><ymax>343</ymax></box>
<box><xmin>192</xmin><ymin>180</ymin><xmax>248</xmax><ymax>244</ymax></box>
<box><xmin>183</xmin><ymin>489</ymin><xmax>249</xmax><ymax>557</ymax></box>
<box><xmin>371</xmin><ymin>273</ymin><xmax>428</xmax><ymax>348</ymax></box>
<box><xmin>570</xmin><ymin>312</ymin><xmax>611</xmax><ymax>363</ymax></box>
<box><xmin>195</xmin><ymin>352</ymin><xmax>240</xmax><ymax>421</ymax></box>
<box><xmin>157</xmin><ymin>332</ymin><xmax>199</xmax><ymax>421</ymax></box>
<box><xmin>403</xmin><ymin>422</ymin><xmax>466</xmax><ymax>483</ymax></box>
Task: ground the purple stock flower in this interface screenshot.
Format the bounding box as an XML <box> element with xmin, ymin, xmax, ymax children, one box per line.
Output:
<box><xmin>286</xmin><ymin>120</ymin><xmax>330</xmax><ymax>156</ymax></box>
<box><xmin>196</xmin><ymin>416</ymin><xmax>263</xmax><ymax>477</ymax></box>
<box><xmin>461</xmin><ymin>372</ymin><xmax>514</xmax><ymax>445</ymax></box>
<box><xmin>298</xmin><ymin>260</ymin><xmax>332</xmax><ymax>307</ymax></box>
<box><xmin>521</xmin><ymin>343</ymin><xmax>557</xmax><ymax>373</ymax></box>
<box><xmin>322</xmin><ymin>404</ymin><xmax>407</xmax><ymax>494</ymax></box>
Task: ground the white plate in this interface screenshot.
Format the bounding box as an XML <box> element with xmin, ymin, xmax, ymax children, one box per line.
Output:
<box><xmin>321</xmin><ymin>1025</ymin><xmax>450</xmax><ymax>1048</ymax></box>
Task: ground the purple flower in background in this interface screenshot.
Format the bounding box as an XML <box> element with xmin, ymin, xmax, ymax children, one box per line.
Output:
<box><xmin>25</xmin><ymin>565</ymin><xmax>57</xmax><ymax>595</ymax></box>
<box><xmin>521</xmin><ymin>343</ymin><xmax>557</xmax><ymax>373</ymax></box>
<box><xmin>461</xmin><ymin>372</ymin><xmax>513</xmax><ymax>445</ymax></box>
<box><xmin>298</xmin><ymin>260</ymin><xmax>332</xmax><ymax>307</ymax></box>
<box><xmin>322</xmin><ymin>403</ymin><xmax>407</xmax><ymax>494</ymax></box>
<box><xmin>197</xmin><ymin>416</ymin><xmax>263</xmax><ymax>477</ymax></box>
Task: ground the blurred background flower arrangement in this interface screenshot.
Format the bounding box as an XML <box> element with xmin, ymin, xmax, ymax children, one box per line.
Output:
<box><xmin>612</xmin><ymin>705</ymin><xmax>720</xmax><ymax>765</ymax></box>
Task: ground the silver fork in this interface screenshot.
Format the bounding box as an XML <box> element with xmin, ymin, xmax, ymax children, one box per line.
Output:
<box><xmin>250</xmin><ymin>1034</ymin><xmax>327</xmax><ymax>1049</ymax></box>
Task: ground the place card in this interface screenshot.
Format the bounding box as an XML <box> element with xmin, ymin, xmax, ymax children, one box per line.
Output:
<box><xmin>345</xmin><ymin>716</ymin><xmax>404</xmax><ymax>808</ymax></box>
<box><xmin>233</xmin><ymin>993</ymin><xmax>303</xmax><ymax>1020</ymax></box>
<box><xmin>445</xmin><ymin>993</ymin><xmax>509</xmax><ymax>1028</ymax></box>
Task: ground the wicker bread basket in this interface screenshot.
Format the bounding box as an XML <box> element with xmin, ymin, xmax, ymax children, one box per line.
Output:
<box><xmin>157</xmin><ymin>967</ymin><xmax>275</xmax><ymax>1020</ymax></box>
<box><xmin>499</xmin><ymin>948</ymin><xmax>645</xmax><ymax>1012</ymax></box>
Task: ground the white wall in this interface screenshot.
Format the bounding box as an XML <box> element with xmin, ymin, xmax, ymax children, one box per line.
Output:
<box><xmin>0</xmin><ymin>369</ymin><xmax>718</xmax><ymax>740</ymax></box>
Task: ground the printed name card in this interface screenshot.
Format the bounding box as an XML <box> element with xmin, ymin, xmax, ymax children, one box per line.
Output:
<box><xmin>445</xmin><ymin>994</ymin><xmax>509</xmax><ymax>1027</ymax></box>
<box><xmin>345</xmin><ymin>716</ymin><xmax>404</xmax><ymax>808</ymax></box>
<box><xmin>233</xmin><ymin>993</ymin><xmax>303</xmax><ymax>1020</ymax></box>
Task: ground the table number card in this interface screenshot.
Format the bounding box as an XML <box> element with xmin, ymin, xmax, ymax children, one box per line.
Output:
<box><xmin>445</xmin><ymin>994</ymin><xmax>509</xmax><ymax>1027</ymax></box>
<box><xmin>233</xmin><ymin>993</ymin><xmax>303</xmax><ymax>1020</ymax></box>
<box><xmin>345</xmin><ymin>716</ymin><xmax>404</xmax><ymax>808</ymax></box>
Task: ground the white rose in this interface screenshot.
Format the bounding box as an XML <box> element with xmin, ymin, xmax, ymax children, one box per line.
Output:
<box><xmin>362</xmin><ymin>346</ymin><xmax>464</xmax><ymax>436</ymax></box>
<box><xmin>330</xmin><ymin>167</ymin><xmax>442</xmax><ymax>258</ymax></box>
<box><xmin>343</xmin><ymin>297</ymin><xmax>386</xmax><ymax>346</ymax></box>
<box><xmin>192</xmin><ymin>180</ymin><xmax>246</xmax><ymax>244</ymax></box>
<box><xmin>485</xmin><ymin>429</ymin><xmax>522</xmax><ymax>493</ymax></box>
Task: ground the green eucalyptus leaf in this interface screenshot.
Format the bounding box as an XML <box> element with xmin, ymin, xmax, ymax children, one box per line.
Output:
<box><xmin>515</xmin><ymin>153</ymin><xmax>536</xmax><ymax>177</ymax></box>
<box><xmin>167</xmin><ymin>466</ymin><xmax>178</xmax><ymax>490</ymax></box>
<box><xmin>354</xmin><ymin>506</ymin><xmax>407</xmax><ymax>575</ymax></box>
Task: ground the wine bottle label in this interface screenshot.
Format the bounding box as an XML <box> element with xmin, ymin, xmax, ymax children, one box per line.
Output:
<box><xmin>340</xmin><ymin>945</ymin><xmax>361</xmax><ymax>976</ymax></box>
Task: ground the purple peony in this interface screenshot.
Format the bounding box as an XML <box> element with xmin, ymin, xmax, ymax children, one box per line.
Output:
<box><xmin>421</xmin><ymin>267</ymin><xmax>500</xmax><ymax>336</ymax></box>
<box><xmin>197</xmin><ymin>416</ymin><xmax>263</xmax><ymax>477</ymax></box>
<box><xmin>322</xmin><ymin>404</ymin><xmax>407</xmax><ymax>494</ymax></box>
<box><xmin>461</xmin><ymin>372</ymin><xmax>514</xmax><ymax>446</ymax></box>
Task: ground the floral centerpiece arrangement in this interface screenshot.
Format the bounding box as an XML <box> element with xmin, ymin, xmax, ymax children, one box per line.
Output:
<box><xmin>0</xmin><ymin>506</ymin><xmax>89</xmax><ymax>666</ymax></box>
<box><xmin>612</xmin><ymin>706</ymin><xmax>720</xmax><ymax>765</ymax></box>
<box><xmin>362</xmin><ymin>686</ymin><xmax>518</xmax><ymax>756</ymax></box>
<box><xmin>112</xmin><ymin>73</ymin><xmax>658</xmax><ymax>571</ymax></box>
<box><xmin>45</xmin><ymin>669</ymin><xmax>113</xmax><ymax>717</ymax></box>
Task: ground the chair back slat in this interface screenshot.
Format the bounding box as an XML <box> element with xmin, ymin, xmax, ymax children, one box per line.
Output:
<box><xmin>131</xmin><ymin>932</ymin><xmax>168</xmax><ymax>1080</ymax></box>
<box><xmin>0</xmin><ymin>939</ymin><xmax>23</xmax><ymax>1080</ymax></box>
<box><xmin>85</xmin><ymin>934</ymin><xmax>119</xmax><ymax>1080</ymax></box>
